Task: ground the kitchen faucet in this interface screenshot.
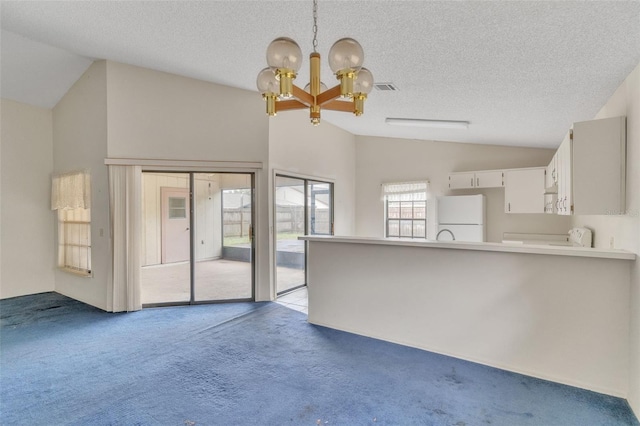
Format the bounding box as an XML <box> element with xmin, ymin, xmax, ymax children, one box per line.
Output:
<box><xmin>436</xmin><ymin>229</ymin><xmax>456</xmax><ymax>241</ymax></box>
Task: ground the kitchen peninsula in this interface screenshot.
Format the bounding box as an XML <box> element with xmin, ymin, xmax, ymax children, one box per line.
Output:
<box><xmin>300</xmin><ymin>235</ymin><xmax>635</xmax><ymax>398</ymax></box>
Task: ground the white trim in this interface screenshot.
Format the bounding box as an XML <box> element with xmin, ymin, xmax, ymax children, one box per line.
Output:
<box><xmin>272</xmin><ymin>168</ymin><xmax>336</xmax><ymax>184</ymax></box>
<box><xmin>105</xmin><ymin>158</ymin><xmax>263</xmax><ymax>170</ymax></box>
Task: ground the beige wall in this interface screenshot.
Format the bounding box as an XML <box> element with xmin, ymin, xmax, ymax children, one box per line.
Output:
<box><xmin>52</xmin><ymin>61</ymin><xmax>110</xmax><ymax>310</ymax></box>
<box><xmin>571</xmin><ymin>62</ymin><xmax>640</xmax><ymax>417</ymax></box>
<box><xmin>105</xmin><ymin>61</ymin><xmax>268</xmax><ymax>163</ymax></box>
<box><xmin>0</xmin><ymin>99</ymin><xmax>55</xmax><ymax>299</ymax></box>
<box><xmin>268</xmin><ymin>109</ymin><xmax>356</xmax><ymax>299</ymax></box>
<box><xmin>354</xmin><ymin>136</ymin><xmax>571</xmax><ymax>242</ymax></box>
<box><xmin>269</xmin><ymin>109</ymin><xmax>357</xmax><ymax>236</ymax></box>
<box><xmin>307</xmin><ymin>239</ymin><xmax>631</xmax><ymax>397</ymax></box>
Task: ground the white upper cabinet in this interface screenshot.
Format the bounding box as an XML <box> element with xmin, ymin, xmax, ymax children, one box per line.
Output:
<box><xmin>448</xmin><ymin>172</ymin><xmax>476</xmax><ymax>189</ymax></box>
<box><xmin>474</xmin><ymin>170</ymin><xmax>504</xmax><ymax>188</ymax></box>
<box><xmin>504</xmin><ymin>168</ymin><xmax>546</xmax><ymax>213</ymax></box>
<box><xmin>449</xmin><ymin>170</ymin><xmax>504</xmax><ymax>189</ymax></box>
<box><xmin>448</xmin><ymin>116</ymin><xmax>625</xmax><ymax>216</ymax></box>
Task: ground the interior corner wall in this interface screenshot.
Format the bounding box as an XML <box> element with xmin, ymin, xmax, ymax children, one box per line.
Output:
<box><xmin>268</xmin><ymin>109</ymin><xmax>357</xmax><ymax>237</ymax></box>
<box><xmin>0</xmin><ymin>99</ymin><xmax>55</xmax><ymax>299</ymax></box>
<box><xmin>354</xmin><ymin>136</ymin><xmax>571</xmax><ymax>241</ymax></box>
<box><xmin>52</xmin><ymin>61</ymin><xmax>110</xmax><ymax>310</ymax></box>
<box><xmin>103</xmin><ymin>61</ymin><xmax>271</xmax><ymax>301</ymax></box>
<box><xmin>569</xmin><ymin>63</ymin><xmax>640</xmax><ymax>417</ymax></box>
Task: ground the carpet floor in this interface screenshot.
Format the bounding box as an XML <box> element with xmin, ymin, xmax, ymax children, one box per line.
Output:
<box><xmin>1</xmin><ymin>292</ymin><xmax>638</xmax><ymax>425</ymax></box>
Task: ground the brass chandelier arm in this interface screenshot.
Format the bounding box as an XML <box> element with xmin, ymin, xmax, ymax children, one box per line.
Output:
<box><xmin>323</xmin><ymin>100</ymin><xmax>356</xmax><ymax>113</ymax></box>
<box><xmin>276</xmin><ymin>99</ymin><xmax>308</xmax><ymax>112</ymax></box>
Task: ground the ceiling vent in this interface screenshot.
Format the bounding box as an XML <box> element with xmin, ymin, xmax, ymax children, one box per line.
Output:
<box><xmin>374</xmin><ymin>82</ymin><xmax>398</xmax><ymax>91</ymax></box>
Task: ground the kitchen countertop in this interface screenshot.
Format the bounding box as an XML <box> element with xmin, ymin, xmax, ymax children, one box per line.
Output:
<box><xmin>299</xmin><ymin>235</ymin><xmax>636</xmax><ymax>260</ymax></box>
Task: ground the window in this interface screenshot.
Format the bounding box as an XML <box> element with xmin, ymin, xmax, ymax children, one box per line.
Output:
<box><xmin>51</xmin><ymin>171</ymin><xmax>92</xmax><ymax>276</ymax></box>
<box><xmin>382</xmin><ymin>181</ymin><xmax>429</xmax><ymax>239</ymax></box>
<box><xmin>57</xmin><ymin>208</ymin><xmax>91</xmax><ymax>275</ymax></box>
<box><xmin>168</xmin><ymin>197</ymin><xmax>187</xmax><ymax>219</ymax></box>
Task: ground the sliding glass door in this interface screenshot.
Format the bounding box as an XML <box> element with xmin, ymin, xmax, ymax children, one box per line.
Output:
<box><xmin>274</xmin><ymin>174</ymin><xmax>333</xmax><ymax>295</ymax></box>
<box><xmin>141</xmin><ymin>172</ymin><xmax>254</xmax><ymax>306</ymax></box>
<box><xmin>193</xmin><ymin>173</ymin><xmax>253</xmax><ymax>302</ymax></box>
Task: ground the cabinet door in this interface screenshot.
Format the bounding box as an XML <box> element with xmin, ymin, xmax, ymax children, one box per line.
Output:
<box><xmin>572</xmin><ymin>116</ymin><xmax>626</xmax><ymax>215</ymax></box>
<box><xmin>475</xmin><ymin>170</ymin><xmax>504</xmax><ymax>188</ymax></box>
<box><xmin>504</xmin><ymin>168</ymin><xmax>545</xmax><ymax>213</ymax></box>
<box><xmin>448</xmin><ymin>172</ymin><xmax>475</xmax><ymax>189</ymax></box>
<box><xmin>556</xmin><ymin>134</ymin><xmax>572</xmax><ymax>215</ymax></box>
<box><xmin>545</xmin><ymin>158</ymin><xmax>556</xmax><ymax>190</ymax></box>
<box><xmin>544</xmin><ymin>193</ymin><xmax>557</xmax><ymax>214</ymax></box>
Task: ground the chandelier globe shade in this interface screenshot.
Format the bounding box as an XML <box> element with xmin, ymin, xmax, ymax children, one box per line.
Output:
<box><xmin>353</xmin><ymin>67</ymin><xmax>374</xmax><ymax>116</ymax></box>
<box><xmin>266</xmin><ymin>37</ymin><xmax>303</xmax><ymax>99</ymax></box>
<box><xmin>257</xmin><ymin>67</ymin><xmax>280</xmax><ymax>93</ymax></box>
<box><xmin>328</xmin><ymin>38</ymin><xmax>364</xmax><ymax>73</ymax></box>
<box><xmin>354</xmin><ymin>68</ymin><xmax>374</xmax><ymax>94</ymax></box>
<box><xmin>257</xmin><ymin>67</ymin><xmax>280</xmax><ymax>116</ymax></box>
<box><xmin>328</xmin><ymin>38</ymin><xmax>364</xmax><ymax>97</ymax></box>
<box><xmin>304</xmin><ymin>82</ymin><xmax>328</xmax><ymax>93</ymax></box>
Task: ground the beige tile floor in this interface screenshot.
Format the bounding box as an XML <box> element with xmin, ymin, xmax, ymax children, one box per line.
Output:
<box><xmin>276</xmin><ymin>286</ymin><xmax>308</xmax><ymax>315</ymax></box>
<box><xmin>141</xmin><ymin>259</ymin><xmax>305</xmax><ymax>305</ymax></box>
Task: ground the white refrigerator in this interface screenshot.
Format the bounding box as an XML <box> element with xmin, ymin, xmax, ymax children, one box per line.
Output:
<box><xmin>433</xmin><ymin>194</ymin><xmax>486</xmax><ymax>242</ymax></box>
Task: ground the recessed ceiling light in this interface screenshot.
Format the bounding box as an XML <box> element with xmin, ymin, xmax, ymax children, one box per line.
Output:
<box><xmin>385</xmin><ymin>118</ymin><xmax>469</xmax><ymax>129</ymax></box>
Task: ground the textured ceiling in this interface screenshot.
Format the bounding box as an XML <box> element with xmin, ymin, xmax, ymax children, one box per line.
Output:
<box><xmin>1</xmin><ymin>1</ymin><xmax>639</xmax><ymax>148</ymax></box>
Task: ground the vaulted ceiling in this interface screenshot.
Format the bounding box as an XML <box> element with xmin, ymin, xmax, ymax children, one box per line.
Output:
<box><xmin>2</xmin><ymin>1</ymin><xmax>639</xmax><ymax>148</ymax></box>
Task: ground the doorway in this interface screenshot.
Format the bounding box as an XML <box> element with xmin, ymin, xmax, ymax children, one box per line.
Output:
<box><xmin>274</xmin><ymin>174</ymin><xmax>333</xmax><ymax>295</ymax></box>
<box><xmin>161</xmin><ymin>187</ymin><xmax>190</xmax><ymax>264</ymax></box>
<box><xmin>141</xmin><ymin>172</ymin><xmax>254</xmax><ymax>306</ymax></box>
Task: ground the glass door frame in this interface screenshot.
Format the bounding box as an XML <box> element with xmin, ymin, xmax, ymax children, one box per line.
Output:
<box><xmin>141</xmin><ymin>170</ymin><xmax>256</xmax><ymax>308</ymax></box>
<box><xmin>273</xmin><ymin>171</ymin><xmax>334</xmax><ymax>296</ymax></box>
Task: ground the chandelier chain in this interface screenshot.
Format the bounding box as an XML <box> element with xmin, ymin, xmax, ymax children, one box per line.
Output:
<box><xmin>312</xmin><ymin>0</ymin><xmax>318</xmax><ymax>53</ymax></box>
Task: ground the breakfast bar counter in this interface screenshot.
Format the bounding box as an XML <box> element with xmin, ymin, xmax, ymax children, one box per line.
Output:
<box><xmin>300</xmin><ymin>235</ymin><xmax>635</xmax><ymax>260</ymax></box>
<box><xmin>299</xmin><ymin>235</ymin><xmax>635</xmax><ymax>398</ymax></box>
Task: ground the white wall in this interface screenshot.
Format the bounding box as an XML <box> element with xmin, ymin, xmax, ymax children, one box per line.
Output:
<box><xmin>268</xmin><ymin>109</ymin><xmax>357</xmax><ymax>236</ymax></box>
<box><xmin>104</xmin><ymin>61</ymin><xmax>272</xmax><ymax>301</ymax></box>
<box><xmin>570</xmin><ymin>62</ymin><xmax>640</xmax><ymax>417</ymax></box>
<box><xmin>355</xmin><ymin>136</ymin><xmax>571</xmax><ymax>242</ymax></box>
<box><xmin>52</xmin><ymin>61</ymin><xmax>110</xmax><ymax>310</ymax></box>
<box><xmin>0</xmin><ymin>99</ymin><xmax>55</xmax><ymax>299</ymax></box>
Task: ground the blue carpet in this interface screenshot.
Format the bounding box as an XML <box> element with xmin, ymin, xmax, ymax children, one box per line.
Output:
<box><xmin>1</xmin><ymin>292</ymin><xmax>638</xmax><ymax>425</ymax></box>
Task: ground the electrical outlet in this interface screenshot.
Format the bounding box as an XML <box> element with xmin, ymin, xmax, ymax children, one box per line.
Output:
<box><xmin>609</xmin><ymin>236</ymin><xmax>615</xmax><ymax>249</ymax></box>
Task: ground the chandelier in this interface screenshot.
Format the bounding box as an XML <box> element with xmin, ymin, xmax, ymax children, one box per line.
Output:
<box><xmin>256</xmin><ymin>0</ymin><xmax>373</xmax><ymax>126</ymax></box>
